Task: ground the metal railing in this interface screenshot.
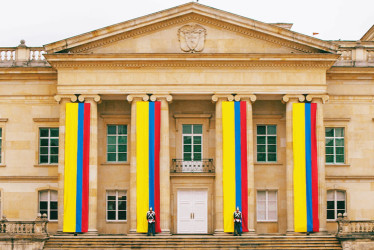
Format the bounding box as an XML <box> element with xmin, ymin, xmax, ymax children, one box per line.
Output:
<box><xmin>171</xmin><ymin>159</ymin><xmax>214</xmax><ymax>173</ymax></box>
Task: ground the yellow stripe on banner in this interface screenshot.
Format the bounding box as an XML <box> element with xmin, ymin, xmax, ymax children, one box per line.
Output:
<box><xmin>293</xmin><ymin>103</ymin><xmax>307</xmax><ymax>232</ymax></box>
<box><xmin>63</xmin><ymin>103</ymin><xmax>78</xmax><ymax>232</ymax></box>
<box><xmin>136</xmin><ymin>102</ymin><xmax>149</xmax><ymax>233</ymax></box>
<box><xmin>222</xmin><ymin>101</ymin><xmax>236</xmax><ymax>233</ymax></box>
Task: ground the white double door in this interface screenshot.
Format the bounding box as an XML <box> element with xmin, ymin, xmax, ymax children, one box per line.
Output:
<box><xmin>177</xmin><ymin>189</ymin><xmax>208</xmax><ymax>234</ymax></box>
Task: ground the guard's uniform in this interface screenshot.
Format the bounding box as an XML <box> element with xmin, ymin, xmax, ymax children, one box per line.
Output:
<box><xmin>233</xmin><ymin>211</ymin><xmax>242</xmax><ymax>236</ymax></box>
<box><xmin>147</xmin><ymin>210</ymin><xmax>156</xmax><ymax>236</ymax></box>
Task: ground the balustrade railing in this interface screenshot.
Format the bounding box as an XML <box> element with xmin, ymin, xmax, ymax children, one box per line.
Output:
<box><xmin>0</xmin><ymin>48</ymin><xmax>16</xmax><ymax>61</ymax></box>
<box><xmin>0</xmin><ymin>214</ymin><xmax>48</xmax><ymax>236</ymax></box>
<box><xmin>0</xmin><ymin>40</ymin><xmax>46</xmax><ymax>65</ymax></box>
<box><xmin>337</xmin><ymin>213</ymin><xmax>374</xmax><ymax>238</ymax></box>
<box><xmin>171</xmin><ymin>159</ymin><xmax>215</xmax><ymax>173</ymax></box>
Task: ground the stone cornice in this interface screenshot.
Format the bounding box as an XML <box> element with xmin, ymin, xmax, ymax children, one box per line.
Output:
<box><xmin>45</xmin><ymin>53</ymin><xmax>338</xmax><ymax>70</ymax></box>
<box><xmin>0</xmin><ymin>67</ymin><xmax>56</xmax><ymax>81</ymax></box>
<box><xmin>282</xmin><ymin>94</ymin><xmax>305</xmax><ymax>103</ymax></box>
<box><xmin>54</xmin><ymin>95</ymin><xmax>77</xmax><ymax>103</ymax></box>
<box><xmin>44</xmin><ymin>3</ymin><xmax>338</xmax><ymax>54</ymax></box>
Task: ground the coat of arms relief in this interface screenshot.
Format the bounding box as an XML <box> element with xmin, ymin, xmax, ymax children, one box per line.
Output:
<box><xmin>178</xmin><ymin>24</ymin><xmax>207</xmax><ymax>53</ymax></box>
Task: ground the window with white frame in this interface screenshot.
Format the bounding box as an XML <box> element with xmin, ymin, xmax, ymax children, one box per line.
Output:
<box><xmin>257</xmin><ymin>190</ymin><xmax>277</xmax><ymax>221</ymax></box>
<box><xmin>257</xmin><ymin>125</ymin><xmax>277</xmax><ymax>162</ymax></box>
<box><xmin>107</xmin><ymin>125</ymin><xmax>127</xmax><ymax>162</ymax></box>
<box><xmin>327</xmin><ymin>190</ymin><xmax>346</xmax><ymax>220</ymax></box>
<box><xmin>182</xmin><ymin>124</ymin><xmax>202</xmax><ymax>161</ymax></box>
<box><xmin>39</xmin><ymin>190</ymin><xmax>58</xmax><ymax>221</ymax></box>
<box><xmin>106</xmin><ymin>190</ymin><xmax>127</xmax><ymax>221</ymax></box>
<box><xmin>39</xmin><ymin>128</ymin><xmax>59</xmax><ymax>164</ymax></box>
<box><xmin>325</xmin><ymin>127</ymin><xmax>345</xmax><ymax>164</ymax></box>
<box><xmin>0</xmin><ymin>128</ymin><xmax>2</xmax><ymax>163</ymax></box>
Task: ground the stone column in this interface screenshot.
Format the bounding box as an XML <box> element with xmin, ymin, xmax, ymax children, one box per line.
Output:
<box><xmin>282</xmin><ymin>94</ymin><xmax>305</xmax><ymax>234</ymax></box>
<box><xmin>54</xmin><ymin>95</ymin><xmax>78</xmax><ymax>233</ymax></box>
<box><xmin>78</xmin><ymin>94</ymin><xmax>101</xmax><ymax>234</ymax></box>
<box><xmin>235</xmin><ymin>94</ymin><xmax>257</xmax><ymax>234</ymax></box>
<box><xmin>211</xmin><ymin>94</ymin><xmax>234</xmax><ymax>235</ymax></box>
<box><xmin>306</xmin><ymin>94</ymin><xmax>329</xmax><ymax>233</ymax></box>
<box><xmin>150</xmin><ymin>94</ymin><xmax>173</xmax><ymax>235</ymax></box>
<box><xmin>126</xmin><ymin>94</ymin><xmax>150</xmax><ymax>234</ymax></box>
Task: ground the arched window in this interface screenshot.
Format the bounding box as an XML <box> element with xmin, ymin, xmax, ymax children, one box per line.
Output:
<box><xmin>327</xmin><ymin>190</ymin><xmax>346</xmax><ymax>220</ymax></box>
<box><xmin>39</xmin><ymin>190</ymin><xmax>58</xmax><ymax>221</ymax></box>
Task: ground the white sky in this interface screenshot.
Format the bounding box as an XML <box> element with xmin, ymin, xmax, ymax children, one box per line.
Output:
<box><xmin>1</xmin><ymin>0</ymin><xmax>373</xmax><ymax>47</ymax></box>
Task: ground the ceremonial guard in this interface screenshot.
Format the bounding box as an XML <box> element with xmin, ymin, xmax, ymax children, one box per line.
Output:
<box><xmin>233</xmin><ymin>207</ymin><xmax>242</xmax><ymax>236</ymax></box>
<box><xmin>146</xmin><ymin>207</ymin><xmax>156</xmax><ymax>236</ymax></box>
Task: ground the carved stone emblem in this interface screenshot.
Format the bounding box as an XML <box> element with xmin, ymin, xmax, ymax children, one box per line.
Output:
<box><xmin>178</xmin><ymin>24</ymin><xmax>207</xmax><ymax>53</ymax></box>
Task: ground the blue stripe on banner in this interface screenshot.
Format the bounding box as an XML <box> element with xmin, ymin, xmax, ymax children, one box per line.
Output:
<box><xmin>149</xmin><ymin>102</ymin><xmax>155</xmax><ymax>210</ymax></box>
<box><xmin>305</xmin><ymin>103</ymin><xmax>313</xmax><ymax>232</ymax></box>
<box><xmin>234</xmin><ymin>102</ymin><xmax>242</xmax><ymax>210</ymax></box>
<box><xmin>76</xmin><ymin>103</ymin><xmax>84</xmax><ymax>232</ymax></box>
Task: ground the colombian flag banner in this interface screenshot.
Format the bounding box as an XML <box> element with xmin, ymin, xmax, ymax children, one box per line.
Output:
<box><xmin>222</xmin><ymin>101</ymin><xmax>248</xmax><ymax>233</ymax></box>
<box><xmin>136</xmin><ymin>101</ymin><xmax>161</xmax><ymax>233</ymax></box>
<box><xmin>63</xmin><ymin>103</ymin><xmax>90</xmax><ymax>233</ymax></box>
<box><xmin>293</xmin><ymin>103</ymin><xmax>319</xmax><ymax>232</ymax></box>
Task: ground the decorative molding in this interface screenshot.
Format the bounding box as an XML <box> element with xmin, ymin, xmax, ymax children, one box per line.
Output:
<box><xmin>234</xmin><ymin>94</ymin><xmax>256</xmax><ymax>102</ymax></box>
<box><xmin>326</xmin><ymin>175</ymin><xmax>374</xmax><ymax>180</ymax></box>
<box><xmin>100</xmin><ymin>114</ymin><xmax>131</xmax><ymax>119</ymax></box>
<box><xmin>282</xmin><ymin>94</ymin><xmax>305</xmax><ymax>103</ymax></box>
<box><xmin>212</xmin><ymin>94</ymin><xmax>234</xmax><ymax>102</ymax></box>
<box><xmin>0</xmin><ymin>176</ymin><xmax>58</xmax><ymax>181</ymax></box>
<box><xmin>173</xmin><ymin>113</ymin><xmax>213</xmax><ymax>132</ymax></box>
<box><xmin>33</xmin><ymin>118</ymin><xmax>59</xmax><ymax>123</ymax></box>
<box><xmin>253</xmin><ymin>114</ymin><xmax>284</xmax><ymax>120</ymax></box>
<box><xmin>178</xmin><ymin>24</ymin><xmax>207</xmax><ymax>53</ymax></box>
<box><xmin>0</xmin><ymin>118</ymin><xmax>8</xmax><ymax>122</ymax></box>
<box><xmin>150</xmin><ymin>94</ymin><xmax>173</xmax><ymax>102</ymax></box>
<box><xmin>324</xmin><ymin>118</ymin><xmax>351</xmax><ymax>123</ymax></box>
<box><xmin>306</xmin><ymin>94</ymin><xmax>329</xmax><ymax>104</ymax></box>
<box><xmin>54</xmin><ymin>95</ymin><xmax>77</xmax><ymax>103</ymax></box>
<box><xmin>126</xmin><ymin>94</ymin><xmax>149</xmax><ymax>102</ymax></box>
<box><xmin>34</xmin><ymin>164</ymin><xmax>58</xmax><ymax>168</ymax></box>
<box><xmin>78</xmin><ymin>94</ymin><xmax>101</xmax><ymax>103</ymax></box>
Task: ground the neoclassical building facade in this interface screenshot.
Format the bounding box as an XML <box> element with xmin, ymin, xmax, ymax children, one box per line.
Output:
<box><xmin>0</xmin><ymin>2</ymin><xmax>373</xmax><ymax>236</ymax></box>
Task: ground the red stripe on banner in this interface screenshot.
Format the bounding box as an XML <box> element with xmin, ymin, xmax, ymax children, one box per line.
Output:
<box><xmin>240</xmin><ymin>101</ymin><xmax>249</xmax><ymax>232</ymax></box>
<box><xmin>82</xmin><ymin>103</ymin><xmax>90</xmax><ymax>232</ymax></box>
<box><xmin>311</xmin><ymin>103</ymin><xmax>319</xmax><ymax>232</ymax></box>
<box><xmin>154</xmin><ymin>101</ymin><xmax>161</xmax><ymax>233</ymax></box>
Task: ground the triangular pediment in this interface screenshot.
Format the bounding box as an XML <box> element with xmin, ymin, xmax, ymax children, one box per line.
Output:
<box><xmin>44</xmin><ymin>2</ymin><xmax>338</xmax><ymax>54</ymax></box>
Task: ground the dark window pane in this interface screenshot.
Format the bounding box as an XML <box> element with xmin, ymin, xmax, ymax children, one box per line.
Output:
<box><xmin>327</xmin><ymin>210</ymin><xmax>335</xmax><ymax>219</ymax></box>
<box><xmin>118</xmin><ymin>201</ymin><xmax>126</xmax><ymax>210</ymax></box>
<box><xmin>40</xmin><ymin>201</ymin><xmax>48</xmax><ymax>210</ymax></box>
<box><xmin>118</xmin><ymin>153</ymin><xmax>126</xmax><ymax>162</ymax></box>
<box><xmin>326</xmin><ymin>155</ymin><xmax>334</xmax><ymax>163</ymax></box>
<box><xmin>50</xmin><ymin>128</ymin><xmax>59</xmax><ymax>137</ymax></box>
<box><xmin>107</xmin><ymin>153</ymin><xmax>116</xmax><ymax>162</ymax></box>
<box><xmin>326</xmin><ymin>147</ymin><xmax>334</xmax><ymax>154</ymax></box>
<box><xmin>183</xmin><ymin>136</ymin><xmax>191</xmax><ymax>145</ymax></box>
<box><xmin>50</xmin><ymin>139</ymin><xmax>59</xmax><ymax>146</ymax></box>
<box><xmin>337</xmin><ymin>201</ymin><xmax>345</xmax><ymax>209</ymax></box>
<box><xmin>40</xmin><ymin>210</ymin><xmax>48</xmax><ymax>216</ymax></box>
<box><xmin>107</xmin><ymin>211</ymin><xmax>116</xmax><ymax>220</ymax></box>
<box><xmin>107</xmin><ymin>196</ymin><xmax>116</xmax><ymax>200</ymax></box>
<box><xmin>257</xmin><ymin>136</ymin><xmax>266</xmax><ymax>144</ymax></box>
<box><xmin>335</xmin><ymin>128</ymin><xmax>344</xmax><ymax>137</ymax></box>
<box><xmin>257</xmin><ymin>153</ymin><xmax>266</xmax><ymax>162</ymax></box>
<box><xmin>40</xmin><ymin>139</ymin><xmax>49</xmax><ymax>146</ymax></box>
<box><xmin>268</xmin><ymin>153</ymin><xmax>276</xmax><ymax>162</ymax></box>
<box><xmin>193</xmin><ymin>136</ymin><xmax>202</xmax><ymax>144</ymax></box>
<box><xmin>118</xmin><ymin>211</ymin><xmax>126</xmax><ymax>220</ymax></box>
<box><xmin>107</xmin><ymin>201</ymin><xmax>116</xmax><ymax>210</ymax></box>
<box><xmin>184</xmin><ymin>145</ymin><xmax>191</xmax><ymax>153</ymax></box>
<box><xmin>50</xmin><ymin>211</ymin><xmax>58</xmax><ymax>220</ymax></box>
<box><xmin>40</xmin><ymin>156</ymin><xmax>48</xmax><ymax>164</ymax></box>
<box><xmin>118</xmin><ymin>145</ymin><xmax>126</xmax><ymax>152</ymax></box>
<box><xmin>50</xmin><ymin>147</ymin><xmax>58</xmax><ymax>154</ymax></box>
<box><xmin>118</xmin><ymin>136</ymin><xmax>126</xmax><ymax>144</ymax></box>
<box><xmin>182</xmin><ymin>125</ymin><xmax>192</xmax><ymax>134</ymax></box>
<box><xmin>50</xmin><ymin>155</ymin><xmax>58</xmax><ymax>164</ymax></box>
<box><xmin>107</xmin><ymin>145</ymin><xmax>116</xmax><ymax>153</ymax></box>
<box><xmin>327</xmin><ymin>201</ymin><xmax>335</xmax><ymax>209</ymax></box>
<box><xmin>268</xmin><ymin>145</ymin><xmax>276</xmax><ymax>153</ymax></box>
<box><xmin>257</xmin><ymin>145</ymin><xmax>266</xmax><ymax>153</ymax></box>
<box><xmin>337</xmin><ymin>210</ymin><xmax>345</xmax><ymax>216</ymax></box>
<box><xmin>40</xmin><ymin>147</ymin><xmax>48</xmax><ymax>154</ymax></box>
<box><xmin>118</xmin><ymin>125</ymin><xmax>127</xmax><ymax>135</ymax></box>
<box><xmin>107</xmin><ymin>136</ymin><xmax>116</xmax><ymax>144</ymax></box>
<box><xmin>257</xmin><ymin>126</ymin><xmax>266</xmax><ymax>135</ymax></box>
<box><xmin>267</xmin><ymin>125</ymin><xmax>276</xmax><ymax>135</ymax></box>
<box><xmin>336</xmin><ymin>155</ymin><xmax>345</xmax><ymax>163</ymax></box>
<box><xmin>194</xmin><ymin>153</ymin><xmax>201</xmax><ymax>161</ymax></box>
<box><xmin>335</xmin><ymin>139</ymin><xmax>344</xmax><ymax>147</ymax></box>
<box><xmin>267</xmin><ymin>136</ymin><xmax>276</xmax><ymax>144</ymax></box>
<box><xmin>325</xmin><ymin>128</ymin><xmax>334</xmax><ymax>137</ymax></box>
<box><xmin>50</xmin><ymin>202</ymin><xmax>58</xmax><ymax>209</ymax></box>
<box><xmin>193</xmin><ymin>125</ymin><xmax>202</xmax><ymax>134</ymax></box>
<box><xmin>193</xmin><ymin>145</ymin><xmax>201</xmax><ymax>153</ymax></box>
<box><xmin>40</xmin><ymin>129</ymin><xmax>49</xmax><ymax>137</ymax></box>
<box><xmin>107</xmin><ymin>125</ymin><xmax>116</xmax><ymax>135</ymax></box>
<box><xmin>336</xmin><ymin>147</ymin><xmax>344</xmax><ymax>155</ymax></box>
<box><xmin>325</xmin><ymin>138</ymin><xmax>334</xmax><ymax>146</ymax></box>
<box><xmin>183</xmin><ymin>153</ymin><xmax>192</xmax><ymax>161</ymax></box>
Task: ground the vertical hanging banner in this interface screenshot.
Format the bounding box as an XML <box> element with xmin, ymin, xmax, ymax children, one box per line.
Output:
<box><xmin>222</xmin><ymin>101</ymin><xmax>248</xmax><ymax>233</ymax></box>
<box><xmin>293</xmin><ymin>103</ymin><xmax>319</xmax><ymax>232</ymax></box>
<box><xmin>136</xmin><ymin>101</ymin><xmax>161</xmax><ymax>233</ymax></box>
<box><xmin>63</xmin><ymin>103</ymin><xmax>90</xmax><ymax>233</ymax></box>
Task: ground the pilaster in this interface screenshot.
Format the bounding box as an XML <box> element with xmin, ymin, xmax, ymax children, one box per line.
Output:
<box><xmin>234</xmin><ymin>94</ymin><xmax>256</xmax><ymax>234</ymax></box>
<box><xmin>282</xmin><ymin>94</ymin><xmax>305</xmax><ymax>234</ymax></box>
<box><xmin>211</xmin><ymin>94</ymin><xmax>234</xmax><ymax>235</ymax></box>
<box><xmin>126</xmin><ymin>94</ymin><xmax>149</xmax><ymax>234</ymax></box>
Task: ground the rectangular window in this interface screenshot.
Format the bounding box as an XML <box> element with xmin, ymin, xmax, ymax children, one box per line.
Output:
<box><xmin>257</xmin><ymin>190</ymin><xmax>277</xmax><ymax>222</ymax></box>
<box><xmin>107</xmin><ymin>125</ymin><xmax>128</xmax><ymax>162</ymax></box>
<box><xmin>257</xmin><ymin>125</ymin><xmax>277</xmax><ymax>162</ymax></box>
<box><xmin>0</xmin><ymin>128</ymin><xmax>2</xmax><ymax>163</ymax></box>
<box><xmin>39</xmin><ymin>128</ymin><xmax>59</xmax><ymax>164</ymax></box>
<box><xmin>39</xmin><ymin>190</ymin><xmax>58</xmax><ymax>221</ymax></box>
<box><xmin>106</xmin><ymin>190</ymin><xmax>127</xmax><ymax>221</ymax></box>
<box><xmin>327</xmin><ymin>190</ymin><xmax>346</xmax><ymax>220</ymax></box>
<box><xmin>325</xmin><ymin>127</ymin><xmax>345</xmax><ymax>164</ymax></box>
<box><xmin>182</xmin><ymin>124</ymin><xmax>202</xmax><ymax>161</ymax></box>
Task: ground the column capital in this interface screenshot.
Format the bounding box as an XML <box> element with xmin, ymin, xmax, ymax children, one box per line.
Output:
<box><xmin>234</xmin><ymin>94</ymin><xmax>256</xmax><ymax>103</ymax></box>
<box><xmin>78</xmin><ymin>94</ymin><xmax>101</xmax><ymax>103</ymax></box>
<box><xmin>126</xmin><ymin>94</ymin><xmax>149</xmax><ymax>102</ymax></box>
<box><xmin>306</xmin><ymin>94</ymin><xmax>329</xmax><ymax>104</ymax></box>
<box><xmin>282</xmin><ymin>94</ymin><xmax>305</xmax><ymax>104</ymax></box>
<box><xmin>54</xmin><ymin>94</ymin><xmax>77</xmax><ymax>103</ymax></box>
<box><xmin>150</xmin><ymin>94</ymin><xmax>173</xmax><ymax>102</ymax></box>
<box><xmin>212</xmin><ymin>94</ymin><xmax>234</xmax><ymax>102</ymax></box>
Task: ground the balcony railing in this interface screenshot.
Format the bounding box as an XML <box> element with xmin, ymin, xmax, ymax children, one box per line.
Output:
<box><xmin>171</xmin><ymin>159</ymin><xmax>215</xmax><ymax>173</ymax></box>
<box><xmin>0</xmin><ymin>214</ymin><xmax>48</xmax><ymax>236</ymax></box>
<box><xmin>337</xmin><ymin>213</ymin><xmax>374</xmax><ymax>238</ymax></box>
